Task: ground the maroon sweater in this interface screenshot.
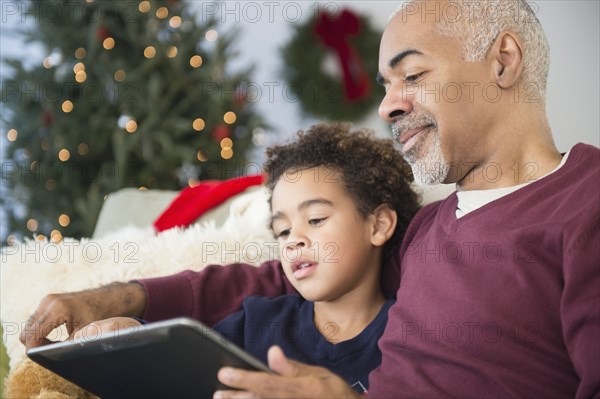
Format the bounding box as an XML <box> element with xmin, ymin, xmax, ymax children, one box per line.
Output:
<box><xmin>140</xmin><ymin>143</ymin><xmax>599</xmax><ymax>398</ymax></box>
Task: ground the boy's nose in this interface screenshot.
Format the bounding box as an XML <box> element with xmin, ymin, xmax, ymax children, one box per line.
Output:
<box><xmin>285</xmin><ymin>239</ymin><xmax>306</xmax><ymax>251</ymax></box>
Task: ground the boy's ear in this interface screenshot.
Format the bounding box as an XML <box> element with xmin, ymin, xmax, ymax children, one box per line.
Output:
<box><xmin>370</xmin><ymin>204</ymin><xmax>397</xmax><ymax>247</ymax></box>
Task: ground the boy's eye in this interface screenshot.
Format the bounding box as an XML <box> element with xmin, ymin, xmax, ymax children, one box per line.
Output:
<box><xmin>309</xmin><ymin>217</ymin><xmax>326</xmax><ymax>226</ymax></box>
<box><xmin>277</xmin><ymin>229</ymin><xmax>290</xmax><ymax>238</ymax></box>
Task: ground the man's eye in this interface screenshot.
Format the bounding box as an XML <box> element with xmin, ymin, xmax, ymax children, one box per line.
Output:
<box><xmin>405</xmin><ymin>72</ymin><xmax>424</xmax><ymax>83</ymax></box>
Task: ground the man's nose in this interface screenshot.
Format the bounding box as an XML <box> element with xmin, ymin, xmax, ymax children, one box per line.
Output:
<box><xmin>378</xmin><ymin>84</ymin><xmax>414</xmax><ymax>123</ymax></box>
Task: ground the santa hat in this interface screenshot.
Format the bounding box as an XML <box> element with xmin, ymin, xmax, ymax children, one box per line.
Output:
<box><xmin>153</xmin><ymin>175</ymin><xmax>264</xmax><ymax>232</ymax></box>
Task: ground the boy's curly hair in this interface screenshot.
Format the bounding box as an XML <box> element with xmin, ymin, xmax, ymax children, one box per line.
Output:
<box><xmin>263</xmin><ymin>123</ymin><xmax>421</xmax><ymax>262</ymax></box>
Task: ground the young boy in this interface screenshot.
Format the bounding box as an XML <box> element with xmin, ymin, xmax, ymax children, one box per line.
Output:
<box><xmin>80</xmin><ymin>123</ymin><xmax>419</xmax><ymax>393</ymax></box>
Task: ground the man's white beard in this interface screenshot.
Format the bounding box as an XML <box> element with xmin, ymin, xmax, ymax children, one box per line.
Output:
<box><xmin>404</xmin><ymin>131</ymin><xmax>450</xmax><ymax>185</ymax></box>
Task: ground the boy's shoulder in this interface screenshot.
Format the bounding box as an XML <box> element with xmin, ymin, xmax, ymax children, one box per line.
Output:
<box><xmin>241</xmin><ymin>295</ymin><xmax>311</xmax><ymax>327</ymax></box>
<box><xmin>242</xmin><ymin>294</ymin><xmax>307</xmax><ymax>312</ymax></box>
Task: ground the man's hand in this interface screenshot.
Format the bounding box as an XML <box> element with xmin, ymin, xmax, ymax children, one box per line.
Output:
<box><xmin>214</xmin><ymin>346</ymin><xmax>361</xmax><ymax>399</ymax></box>
<box><xmin>20</xmin><ymin>282</ymin><xmax>147</xmax><ymax>348</ymax></box>
<box><xmin>73</xmin><ymin>317</ymin><xmax>143</xmax><ymax>340</ymax></box>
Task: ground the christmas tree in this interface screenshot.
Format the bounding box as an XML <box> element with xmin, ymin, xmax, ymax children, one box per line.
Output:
<box><xmin>2</xmin><ymin>0</ymin><xmax>266</xmax><ymax>241</ymax></box>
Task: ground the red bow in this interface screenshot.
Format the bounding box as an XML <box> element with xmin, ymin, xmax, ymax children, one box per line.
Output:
<box><xmin>313</xmin><ymin>9</ymin><xmax>371</xmax><ymax>102</ymax></box>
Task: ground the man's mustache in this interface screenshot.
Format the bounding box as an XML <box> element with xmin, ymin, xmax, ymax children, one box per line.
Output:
<box><xmin>391</xmin><ymin>113</ymin><xmax>437</xmax><ymax>142</ymax></box>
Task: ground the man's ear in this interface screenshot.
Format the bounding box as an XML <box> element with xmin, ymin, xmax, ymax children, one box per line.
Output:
<box><xmin>489</xmin><ymin>30</ymin><xmax>524</xmax><ymax>89</ymax></box>
<box><xmin>370</xmin><ymin>204</ymin><xmax>397</xmax><ymax>247</ymax></box>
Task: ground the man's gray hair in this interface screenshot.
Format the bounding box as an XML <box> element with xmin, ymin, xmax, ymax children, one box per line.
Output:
<box><xmin>393</xmin><ymin>1</ymin><xmax>550</xmax><ymax>101</ymax></box>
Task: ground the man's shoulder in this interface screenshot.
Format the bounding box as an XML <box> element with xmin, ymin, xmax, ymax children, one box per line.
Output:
<box><xmin>542</xmin><ymin>143</ymin><xmax>600</xmax><ymax>234</ymax></box>
<box><xmin>545</xmin><ymin>143</ymin><xmax>599</xmax><ymax>203</ymax></box>
<box><xmin>571</xmin><ymin>142</ymin><xmax>600</xmax><ymax>154</ymax></box>
<box><xmin>567</xmin><ymin>142</ymin><xmax>600</xmax><ymax>168</ymax></box>
<box><xmin>569</xmin><ymin>143</ymin><xmax>600</xmax><ymax>186</ymax></box>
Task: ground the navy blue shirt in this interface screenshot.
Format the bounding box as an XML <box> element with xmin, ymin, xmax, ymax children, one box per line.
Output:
<box><xmin>213</xmin><ymin>295</ymin><xmax>394</xmax><ymax>394</ymax></box>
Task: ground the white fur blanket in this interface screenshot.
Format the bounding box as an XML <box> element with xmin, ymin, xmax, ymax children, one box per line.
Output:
<box><xmin>1</xmin><ymin>188</ymin><xmax>277</xmax><ymax>370</ymax></box>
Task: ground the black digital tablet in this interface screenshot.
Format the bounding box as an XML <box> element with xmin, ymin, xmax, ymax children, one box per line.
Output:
<box><xmin>27</xmin><ymin>317</ymin><xmax>271</xmax><ymax>399</ymax></box>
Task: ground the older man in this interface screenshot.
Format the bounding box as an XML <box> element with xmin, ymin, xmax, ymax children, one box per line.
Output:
<box><xmin>23</xmin><ymin>1</ymin><xmax>599</xmax><ymax>397</ymax></box>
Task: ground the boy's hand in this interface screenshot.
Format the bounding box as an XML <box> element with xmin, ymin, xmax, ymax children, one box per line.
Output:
<box><xmin>214</xmin><ymin>346</ymin><xmax>361</xmax><ymax>399</ymax></box>
<box><xmin>73</xmin><ymin>317</ymin><xmax>142</xmax><ymax>340</ymax></box>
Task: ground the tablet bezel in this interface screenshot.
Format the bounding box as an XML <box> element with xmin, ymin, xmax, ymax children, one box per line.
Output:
<box><xmin>27</xmin><ymin>317</ymin><xmax>271</xmax><ymax>398</ymax></box>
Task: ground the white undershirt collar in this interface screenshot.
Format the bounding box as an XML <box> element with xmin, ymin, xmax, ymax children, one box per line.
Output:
<box><xmin>455</xmin><ymin>151</ymin><xmax>570</xmax><ymax>218</ymax></box>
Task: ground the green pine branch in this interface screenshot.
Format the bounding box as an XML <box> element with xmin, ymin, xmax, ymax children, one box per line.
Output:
<box><xmin>2</xmin><ymin>0</ymin><xmax>266</xmax><ymax>240</ymax></box>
